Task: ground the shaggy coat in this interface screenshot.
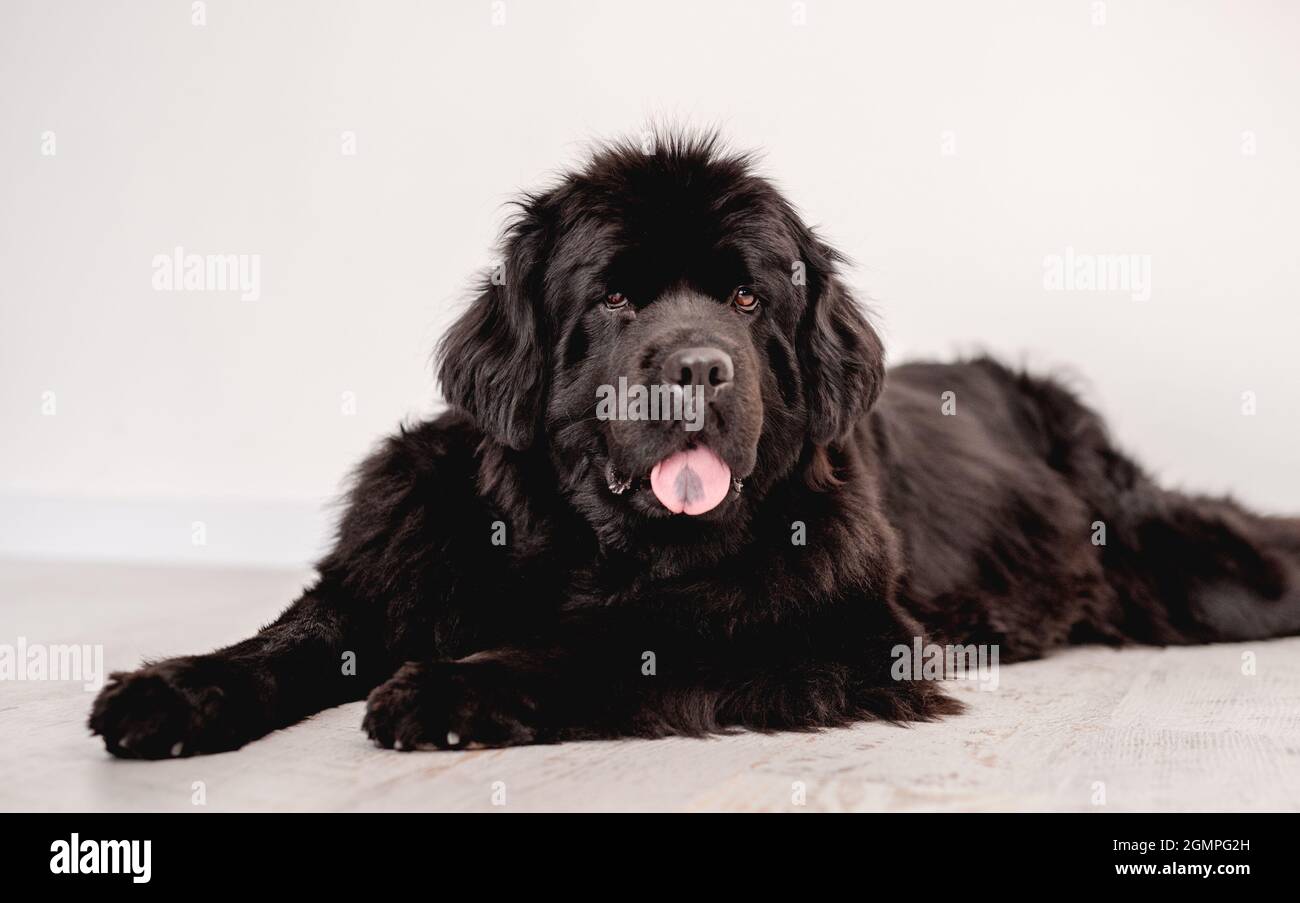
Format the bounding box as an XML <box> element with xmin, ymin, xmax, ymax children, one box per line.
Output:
<box><xmin>91</xmin><ymin>133</ymin><xmax>1300</xmax><ymax>756</ymax></box>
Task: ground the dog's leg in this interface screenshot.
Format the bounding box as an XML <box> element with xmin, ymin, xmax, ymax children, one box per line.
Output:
<box><xmin>992</xmin><ymin>362</ymin><xmax>1300</xmax><ymax>646</ymax></box>
<box><xmin>362</xmin><ymin>643</ymin><xmax>959</xmax><ymax>750</ymax></box>
<box><xmin>89</xmin><ymin>414</ymin><xmax>513</xmax><ymax>758</ymax></box>
<box><xmin>363</xmin><ymin>604</ymin><xmax>961</xmax><ymax>750</ymax></box>
<box><xmin>1103</xmin><ymin>492</ymin><xmax>1300</xmax><ymax>644</ymax></box>
<box><xmin>88</xmin><ymin>582</ymin><xmax>383</xmax><ymax>758</ymax></box>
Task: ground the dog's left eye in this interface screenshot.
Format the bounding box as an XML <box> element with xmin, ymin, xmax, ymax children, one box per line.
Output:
<box><xmin>605</xmin><ymin>292</ymin><xmax>629</xmax><ymax>310</ymax></box>
<box><xmin>731</xmin><ymin>285</ymin><xmax>759</xmax><ymax>311</ymax></box>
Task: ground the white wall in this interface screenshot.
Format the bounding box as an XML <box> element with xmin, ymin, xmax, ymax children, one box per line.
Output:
<box><xmin>2</xmin><ymin>0</ymin><xmax>1297</xmax><ymax>566</ymax></box>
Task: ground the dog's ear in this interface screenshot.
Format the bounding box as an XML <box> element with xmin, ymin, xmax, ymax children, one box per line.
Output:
<box><xmin>436</xmin><ymin>209</ymin><xmax>549</xmax><ymax>451</ymax></box>
<box><xmin>796</xmin><ymin>236</ymin><xmax>885</xmax><ymax>446</ymax></box>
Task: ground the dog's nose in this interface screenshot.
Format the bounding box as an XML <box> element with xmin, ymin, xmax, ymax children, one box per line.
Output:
<box><xmin>663</xmin><ymin>346</ymin><xmax>734</xmax><ymax>392</ymax></box>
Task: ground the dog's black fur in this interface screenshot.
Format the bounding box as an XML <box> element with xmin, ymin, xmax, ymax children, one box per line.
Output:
<box><xmin>90</xmin><ymin>132</ymin><xmax>1300</xmax><ymax>757</ymax></box>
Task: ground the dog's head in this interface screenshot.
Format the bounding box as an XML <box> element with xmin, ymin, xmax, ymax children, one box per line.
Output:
<box><xmin>437</xmin><ymin>132</ymin><xmax>883</xmax><ymax>554</ymax></box>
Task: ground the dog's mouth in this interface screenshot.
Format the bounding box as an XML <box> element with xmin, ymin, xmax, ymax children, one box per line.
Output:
<box><xmin>605</xmin><ymin>447</ymin><xmax>744</xmax><ymax>516</ymax></box>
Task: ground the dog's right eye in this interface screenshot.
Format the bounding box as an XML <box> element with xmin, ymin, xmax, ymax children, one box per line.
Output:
<box><xmin>605</xmin><ymin>292</ymin><xmax>629</xmax><ymax>310</ymax></box>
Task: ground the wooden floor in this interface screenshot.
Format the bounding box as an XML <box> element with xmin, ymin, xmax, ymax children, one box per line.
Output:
<box><xmin>2</xmin><ymin>558</ymin><xmax>1298</xmax><ymax>812</ymax></box>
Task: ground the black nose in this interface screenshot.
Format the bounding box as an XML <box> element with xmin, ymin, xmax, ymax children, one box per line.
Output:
<box><xmin>663</xmin><ymin>346</ymin><xmax>734</xmax><ymax>391</ymax></box>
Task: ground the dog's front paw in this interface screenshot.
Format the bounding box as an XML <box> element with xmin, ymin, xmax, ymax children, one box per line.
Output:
<box><xmin>88</xmin><ymin>659</ymin><xmax>256</xmax><ymax>759</ymax></box>
<box><xmin>363</xmin><ymin>661</ymin><xmax>543</xmax><ymax>751</ymax></box>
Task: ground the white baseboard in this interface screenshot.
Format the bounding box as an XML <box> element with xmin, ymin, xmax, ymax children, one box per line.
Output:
<box><xmin>0</xmin><ymin>493</ymin><xmax>334</xmax><ymax>569</ymax></box>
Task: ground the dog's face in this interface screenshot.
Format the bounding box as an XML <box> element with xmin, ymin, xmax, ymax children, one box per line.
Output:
<box><xmin>438</xmin><ymin>134</ymin><xmax>884</xmax><ymax>556</ymax></box>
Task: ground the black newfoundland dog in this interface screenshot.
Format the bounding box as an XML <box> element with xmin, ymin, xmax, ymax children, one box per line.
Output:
<box><xmin>91</xmin><ymin>132</ymin><xmax>1300</xmax><ymax>757</ymax></box>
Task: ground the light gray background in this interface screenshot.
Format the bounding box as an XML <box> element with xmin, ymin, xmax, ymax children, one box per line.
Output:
<box><xmin>2</xmin><ymin>0</ymin><xmax>1297</xmax><ymax>566</ymax></box>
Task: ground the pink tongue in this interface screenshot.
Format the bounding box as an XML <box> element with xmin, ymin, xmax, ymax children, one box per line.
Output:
<box><xmin>649</xmin><ymin>447</ymin><xmax>732</xmax><ymax>515</ymax></box>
